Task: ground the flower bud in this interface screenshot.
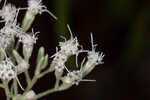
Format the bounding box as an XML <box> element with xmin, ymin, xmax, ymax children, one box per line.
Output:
<box><xmin>23</xmin><ymin>44</ymin><xmax>33</xmax><ymax>61</ymax></box>
<box><xmin>58</xmin><ymin>77</ymin><xmax>73</xmax><ymax>91</ymax></box>
<box><xmin>24</xmin><ymin>90</ymin><xmax>36</xmax><ymax>100</ymax></box>
<box><xmin>16</xmin><ymin>60</ymin><xmax>29</xmax><ymax>75</ymax></box>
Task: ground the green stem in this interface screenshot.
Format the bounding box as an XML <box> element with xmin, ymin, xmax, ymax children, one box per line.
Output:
<box><xmin>35</xmin><ymin>88</ymin><xmax>56</xmax><ymax>99</ymax></box>
<box><xmin>25</xmin><ymin>76</ymin><xmax>38</xmax><ymax>92</ymax></box>
<box><xmin>15</xmin><ymin>40</ymin><xmax>20</xmax><ymax>50</ymax></box>
<box><xmin>26</xmin><ymin>69</ymin><xmax>51</xmax><ymax>92</ymax></box>
<box><xmin>25</xmin><ymin>71</ymin><xmax>31</xmax><ymax>85</ymax></box>
<box><xmin>3</xmin><ymin>81</ymin><xmax>11</xmax><ymax>100</ymax></box>
<box><xmin>38</xmin><ymin>69</ymin><xmax>51</xmax><ymax>78</ymax></box>
<box><xmin>0</xmin><ymin>84</ymin><xmax>4</xmax><ymax>88</ymax></box>
<box><xmin>54</xmin><ymin>0</ymin><xmax>69</xmax><ymax>42</ymax></box>
<box><xmin>13</xmin><ymin>79</ymin><xmax>18</xmax><ymax>95</ymax></box>
<box><xmin>54</xmin><ymin>79</ymin><xmax>59</xmax><ymax>88</ymax></box>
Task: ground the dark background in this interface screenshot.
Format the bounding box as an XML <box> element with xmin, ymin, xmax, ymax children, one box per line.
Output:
<box><xmin>1</xmin><ymin>0</ymin><xmax>150</xmax><ymax>100</ymax></box>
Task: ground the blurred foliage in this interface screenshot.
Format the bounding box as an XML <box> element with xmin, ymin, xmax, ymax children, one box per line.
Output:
<box><xmin>54</xmin><ymin>0</ymin><xmax>70</xmax><ymax>42</ymax></box>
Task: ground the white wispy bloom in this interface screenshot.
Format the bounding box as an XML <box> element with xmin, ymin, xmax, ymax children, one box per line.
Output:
<box><xmin>0</xmin><ymin>3</ymin><xmax>17</xmax><ymax>23</ymax></box>
<box><xmin>19</xmin><ymin>32</ymin><xmax>38</xmax><ymax>46</ymax></box>
<box><xmin>0</xmin><ymin>57</ymin><xmax>16</xmax><ymax>80</ymax></box>
<box><xmin>51</xmin><ymin>51</ymin><xmax>67</xmax><ymax>72</ymax></box>
<box><xmin>51</xmin><ymin>36</ymin><xmax>79</xmax><ymax>72</ymax></box>
<box><xmin>0</xmin><ymin>33</ymin><xmax>14</xmax><ymax>49</ymax></box>
<box><xmin>27</xmin><ymin>0</ymin><xmax>57</xmax><ymax>19</ymax></box>
<box><xmin>51</xmin><ymin>25</ymin><xmax>82</xmax><ymax>72</ymax></box>
<box><xmin>59</xmin><ymin>25</ymin><xmax>80</xmax><ymax>56</ymax></box>
<box><xmin>0</xmin><ymin>23</ymin><xmax>23</xmax><ymax>37</ymax></box>
<box><xmin>62</xmin><ymin>70</ymin><xmax>82</xmax><ymax>85</ymax></box>
<box><xmin>59</xmin><ymin>37</ymin><xmax>79</xmax><ymax>56</ymax></box>
<box><xmin>88</xmin><ymin>51</ymin><xmax>104</xmax><ymax>65</ymax></box>
<box><xmin>62</xmin><ymin>70</ymin><xmax>95</xmax><ymax>86</ymax></box>
<box><xmin>28</xmin><ymin>0</ymin><xmax>44</xmax><ymax>15</ymax></box>
<box><xmin>0</xmin><ymin>23</ymin><xmax>23</xmax><ymax>49</ymax></box>
<box><xmin>87</xmin><ymin>33</ymin><xmax>104</xmax><ymax>65</ymax></box>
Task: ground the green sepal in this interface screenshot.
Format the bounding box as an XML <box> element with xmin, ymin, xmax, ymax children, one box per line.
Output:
<box><xmin>13</xmin><ymin>50</ymin><xmax>23</xmax><ymax>64</ymax></box>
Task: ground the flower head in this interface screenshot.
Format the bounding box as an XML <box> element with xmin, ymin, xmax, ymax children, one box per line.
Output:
<box><xmin>88</xmin><ymin>51</ymin><xmax>104</xmax><ymax>65</ymax></box>
<box><xmin>51</xmin><ymin>25</ymin><xmax>80</xmax><ymax>72</ymax></box>
<box><xmin>27</xmin><ymin>0</ymin><xmax>57</xmax><ymax>20</ymax></box>
<box><xmin>87</xmin><ymin>33</ymin><xmax>104</xmax><ymax>65</ymax></box>
<box><xmin>59</xmin><ymin>25</ymin><xmax>80</xmax><ymax>56</ymax></box>
<box><xmin>0</xmin><ymin>23</ymin><xmax>23</xmax><ymax>38</ymax></box>
<box><xmin>59</xmin><ymin>37</ymin><xmax>79</xmax><ymax>56</ymax></box>
<box><xmin>0</xmin><ymin>3</ymin><xmax>17</xmax><ymax>23</ymax></box>
<box><xmin>0</xmin><ymin>57</ymin><xmax>16</xmax><ymax>80</ymax></box>
<box><xmin>62</xmin><ymin>70</ymin><xmax>82</xmax><ymax>85</ymax></box>
<box><xmin>53</xmin><ymin>53</ymin><xmax>67</xmax><ymax>72</ymax></box>
<box><xmin>28</xmin><ymin>0</ymin><xmax>44</xmax><ymax>15</ymax></box>
<box><xmin>18</xmin><ymin>31</ymin><xmax>38</xmax><ymax>47</ymax></box>
<box><xmin>0</xmin><ymin>23</ymin><xmax>23</xmax><ymax>49</ymax></box>
<box><xmin>0</xmin><ymin>35</ymin><xmax>13</xmax><ymax>49</ymax></box>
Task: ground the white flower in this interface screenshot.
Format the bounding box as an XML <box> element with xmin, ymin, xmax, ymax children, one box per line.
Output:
<box><xmin>87</xmin><ymin>33</ymin><xmax>104</xmax><ymax>65</ymax></box>
<box><xmin>0</xmin><ymin>35</ymin><xmax>13</xmax><ymax>49</ymax></box>
<box><xmin>0</xmin><ymin>3</ymin><xmax>17</xmax><ymax>23</ymax></box>
<box><xmin>51</xmin><ymin>37</ymin><xmax>79</xmax><ymax>72</ymax></box>
<box><xmin>59</xmin><ymin>37</ymin><xmax>79</xmax><ymax>56</ymax></box>
<box><xmin>27</xmin><ymin>0</ymin><xmax>57</xmax><ymax>19</ymax></box>
<box><xmin>19</xmin><ymin>32</ymin><xmax>38</xmax><ymax>47</ymax></box>
<box><xmin>0</xmin><ymin>23</ymin><xmax>23</xmax><ymax>49</ymax></box>
<box><xmin>88</xmin><ymin>51</ymin><xmax>104</xmax><ymax>65</ymax></box>
<box><xmin>51</xmin><ymin>25</ymin><xmax>82</xmax><ymax>72</ymax></box>
<box><xmin>5</xmin><ymin>69</ymin><xmax>16</xmax><ymax>80</ymax></box>
<box><xmin>0</xmin><ymin>23</ymin><xmax>23</xmax><ymax>38</ymax></box>
<box><xmin>52</xmin><ymin>52</ymin><xmax>67</xmax><ymax>72</ymax></box>
<box><xmin>62</xmin><ymin>70</ymin><xmax>82</xmax><ymax>85</ymax></box>
<box><xmin>28</xmin><ymin>0</ymin><xmax>44</xmax><ymax>15</ymax></box>
<box><xmin>0</xmin><ymin>57</ymin><xmax>16</xmax><ymax>80</ymax></box>
<box><xmin>59</xmin><ymin>25</ymin><xmax>80</xmax><ymax>56</ymax></box>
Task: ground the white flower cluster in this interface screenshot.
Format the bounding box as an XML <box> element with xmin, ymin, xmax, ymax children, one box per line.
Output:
<box><xmin>52</xmin><ymin>29</ymin><xmax>104</xmax><ymax>86</ymax></box>
<box><xmin>0</xmin><ymin>1</ymin><xmax>104</xmax><ymax>98</ymax></box>
<box><xmin>0</xmin><ymin>24</ymin><xmax>37</xmax><ymax>49</ymax></box>
<box><xmin>0</xmin><ymin>0</ymin><xmax>39</xmax><ymax>80</ymax></box>
<box><xmin>0</xmin><ymin>0</ymin><xmax>56</xmax><ymax>81</ymax></box>
<box><xmin>0</xmin><ymin>57</ymin><xmax>16</xmax><ymax>80</ymax></box>
<box><xmin>0</xmin><ymin>1</ymin><xmax>38</xmax><ymax>49</ymax></box>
